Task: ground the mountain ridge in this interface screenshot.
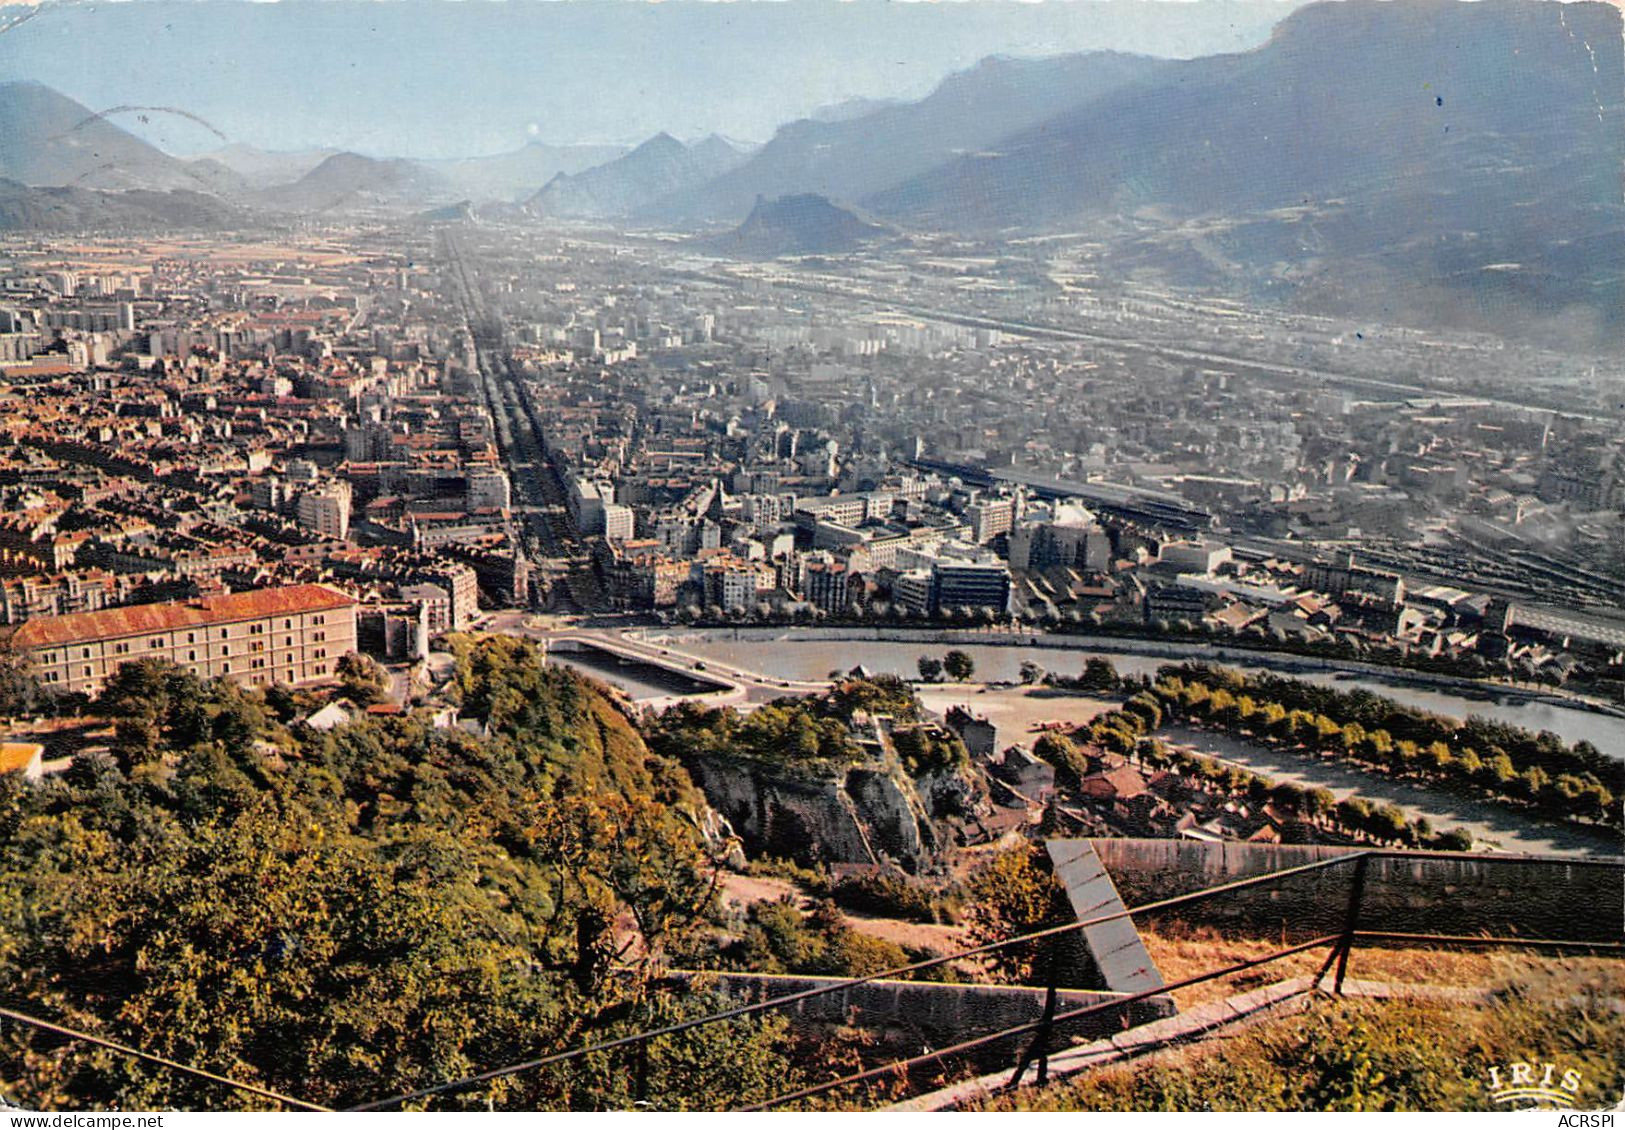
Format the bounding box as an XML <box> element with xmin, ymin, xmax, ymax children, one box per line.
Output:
<box><xmin>528</xmin><ymin>132</ymin><xmax>745</xmax><ymax>220</ymax></box>
<box><xmin>641</xmin><ymin>50</ymin><xmax>1170</xmax><ymax>224</ymax></box>
<box><xmin>0</xmin><ymin>177</ymin><xmax>247</xmax><ymax>232</ymax></box>
<box><xmin>868</xmin><ymin>0</ymin><xmax>1624</xmax><ymax>228</ymax></box>
<box><xmin>254</xmin><ymin>151</ymin><xmax>456</xmax><ymax>214</ymax></box>
<box><xmin>0</xmin><ymin>81</ymin><xmax>222</xmax><ymax>194</ymax></box>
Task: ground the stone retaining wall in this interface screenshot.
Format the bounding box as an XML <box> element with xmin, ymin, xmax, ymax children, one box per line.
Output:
<box><xmin>669</xmin><ymin>970</ymin><xmax>1175</xmax><ymax>1052</ymax></box>
<box><xmin>1089</xmin><ymin>838</ymin><xmax>1623</xmax><ymax>943</ymax></box>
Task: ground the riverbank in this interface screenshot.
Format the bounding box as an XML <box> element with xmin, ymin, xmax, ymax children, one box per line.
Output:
<box><xmin>636</xmin><ymin>626</ymin><xmax>1625</xmax><ymax>756</ymax></box>
<box><xmin>636</xmin><ymin>623</ymin><xmax>1624</xmax><ymax>720</ymax></box>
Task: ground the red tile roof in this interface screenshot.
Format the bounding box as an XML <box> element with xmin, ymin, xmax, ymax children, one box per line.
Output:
<box><xmin>13</xmin><ymin>584</ymin><xmax>355</xmax><ymax>650</ymax></box>
<box><xmin>1077</xmin><ymin>764</ymin><xmax>1150</xmax><ymax>801</ymax></box>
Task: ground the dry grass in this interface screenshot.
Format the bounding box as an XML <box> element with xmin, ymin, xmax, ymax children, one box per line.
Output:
<box><xmin>970</xmin><ymin>951</ymin><xmax>1625</xmax><ymax>1112</ymax></box>
<box><xmin>1142</xmin><ymin>924</ymin><xmax>1625</xmax><ymax>1008</ymax></box>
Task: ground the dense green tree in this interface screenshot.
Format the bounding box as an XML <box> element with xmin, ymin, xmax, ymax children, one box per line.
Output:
<box><xmin>1482</xmin><ymin>751</ymin><xmax>1518</xmax><ymax>788</ymax></box>
<box><xmin>0</xmin><ymin>634</ymin><xmax>43</xmax><ymax>718</ymax></box>
<box><xmin>1423</xmin><ymin>741</ymin><xmax>1454</xmax><ymax>776</ymax></box>
<box><xmin>942</xmin><ymin>650</ymin><xmax>975</xmax><ymax>683</ymax></box>
<box><xmin>1139</xmin><ymin>738</ymin><xmax>1173</xmax><ymax>769</ymax></box>
<box><xmin>1269</xmin><ymin>782</ymin><xmax>1307</xmax><ymax>812</ymax></box>
<box><xmin>1247</xmin><ymin>776</ymin><xmax>1274</xmax><ymax>806</ymax></box>
<box><xmin>1180</xmin><ymin>683</ymin><xmax>1212</xmax><ymax>716</ymax></box>
<box><xmin>1079</xmin><ymin>657</ymin><xmax>1120</xmax><ymax>692</ymax></box>
<box><xmin>1304</xmin><ymin>787</ymin><xmax>1337</xmax><ymax>821</ymax></box>
<box><xmin>1514</xmin><ymin>765</ymin><xmax>1551</xmax><ymax>801</ymax></box>
<box><xmin>1094</xmin><ymin>723</ymin><xmax>1137</xmax><ymax>757</ymax></box>
<box><xmin>962</xmin><ymin>846</ymin><xmax>1078</xmax><ymax>985</ymax></box>
<box><xmin>1372</xmin><ymin>804</ymin><xmax>1410</xmax><ymax>842</ymax></box>
<box><xmin>891</xmin><ymin>725</ymin><xmax>969</xmax><ymax>776</ymax></box>
<box><xmin>1033</xmin><ymin>733</ymin><xmax>1089</xmax><ymax>791</ymax></box>
<box><xmin>335</xmin><ymin>652</ymin><xmax>390</xmax><ymax>706</ymax></box>
<box><xmin>1259</xmin><ymin>702</ymin><xmax>1288</xmax><ymax>737</ymax></box>
<box><xmin>1432</xmin><ymin>828</ymin><xmax>1473</xmax><ymax>852</ymax></box>
<box><xmin>1336</xmin><ymin>796</ymin><xmax>1374</xmax><ymax>832</ymax></box>
<box><xmin>721</xmin><ymin>898</ymin><xmax>910</xmax><ymax>979</ymax></box>
<box><xmin>1146</xmin><ymin>661</ymin><xmax>1622</xmax><ymax>837</ymax></box>
<box><xmin>0</xmin><ymin>637</ymin><xmax>794</xmax><ymax>1111</ymax></box>
<box><xmin>1121</xmin><ymin>694</ymin><xmax>1163</xmax><ymax>734</ymax></box>
<box><xmin>825</xmin><ymin>674</ymin><xmax>920</xmax><ymax>721</ymax></box>
<box><xmin>1312</xmin><ymin>714</ymin><xmax>1343</xmax><ymax>748</ymax></box>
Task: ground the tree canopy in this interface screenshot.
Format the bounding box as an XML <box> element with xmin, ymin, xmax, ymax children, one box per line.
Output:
<box><xmin>0</xmin><ymin>637</ymin><xmax>791</xmax><ymax>1110</ymax></box>
<box><xmin>942</xmin><ymin>650</ymin><xmax>975</xmax><ymax>682</ymax></box>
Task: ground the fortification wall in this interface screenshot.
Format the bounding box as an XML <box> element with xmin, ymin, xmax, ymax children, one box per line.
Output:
<box><xmin>671</xmin><ymin>970</ymin><xmax>1174</xmax><ymax>1053</ymax></box>
<box><xmin>1088</xmin><ymin>838</ymin><xmax>1623</xmax><ymax>942</ymax></box>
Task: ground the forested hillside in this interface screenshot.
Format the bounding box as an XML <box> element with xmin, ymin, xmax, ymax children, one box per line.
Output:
<box><xmin>0</xmin><ymin>637</ymin><xmax>785</xmax><ymax>1110</ymax></box>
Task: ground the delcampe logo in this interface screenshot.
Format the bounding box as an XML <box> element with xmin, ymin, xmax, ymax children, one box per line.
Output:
<box><xmin>1486</xmin><ymin>1061</ymin><xmax>1584</xmax><ymax>1109</ymax></box>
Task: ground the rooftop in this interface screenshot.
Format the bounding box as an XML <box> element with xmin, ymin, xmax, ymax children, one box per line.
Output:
<box><xmin>13</xmin><ymin>583</ymin><xmax>355</xmax><ymax>650</ymax></box>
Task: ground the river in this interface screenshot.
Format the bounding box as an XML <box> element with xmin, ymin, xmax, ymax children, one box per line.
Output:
<box><xmin>544</xmin><ymin>642</ymin><xmax>729</xmax><ymax>700</ymax></box>
<box><xmin>641</xmin><ymin>627</ymin><xmax>1625</xmax><ymax>757</ymax></box>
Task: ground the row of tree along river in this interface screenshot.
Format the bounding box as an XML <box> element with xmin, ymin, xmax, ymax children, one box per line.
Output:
<box><xmin>633</xmin><ymin>627</ymin><xmax>1625</xmax><ymax>758</ymax></box>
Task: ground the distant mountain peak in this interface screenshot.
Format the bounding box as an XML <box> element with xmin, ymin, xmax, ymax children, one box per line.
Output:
<box><xmin>690</xmin><ymin>134</ymin><xmax>741</xmax><ymax>160</ymax></box>
<box><xmin>862</xmin><ymin>0</ymin><xmax>1623</xmax><ymax>348</ymax></box>
<box><xmin>639</xmin><ymin>48</ymin><xmax>1168</xmax><ymax>224</ymax></box>
<box><xmin>255</xmin><ymin>149</ymin><xmax>453</xmax><ymax>213</ymax></box>
<box><xmin>706</xmin><ymin>192</ymin><xmax>884</xmax><ymax>258</ymax></box>
<box><xmin>425</xmin><ymin>140</ymin><xmax>630</xmax><ymax>203</ymax></box>
<box><xmin>526</xmin><ymin>127</ymin><xmax>748</xmax><ymax>221</ymax></box>
<box><xmin>0</xmin><ymin>80</ymin><xmax>210</xmax><ymax>193</ymax></box>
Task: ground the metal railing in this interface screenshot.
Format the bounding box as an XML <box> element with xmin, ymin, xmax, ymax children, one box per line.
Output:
<box><xmin>351</xmin><ymin>847</ymin><xmax>1625</xmax><ymax>1112</ymax></box>
<box><xmin>10</xmin><ymin>848</ymin><xmax>1619</xmax><ymax>1112</ymax></box>
<box><xmin>0</xmin><ymin>1006</ymin><xmax>331</xmax><ymax>1112</ymax></box>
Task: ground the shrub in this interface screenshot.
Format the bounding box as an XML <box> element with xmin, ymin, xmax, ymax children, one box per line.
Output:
<box><xmin>830</xmin><ymin>872</ymin><xmax>960</xmax><ymax>925</ymax></box>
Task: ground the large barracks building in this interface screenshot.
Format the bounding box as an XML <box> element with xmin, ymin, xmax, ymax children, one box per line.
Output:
<box><xmin>14</xmin><ymin>584</ymin><xmax>357</xmax><ymax>698</ymax></box>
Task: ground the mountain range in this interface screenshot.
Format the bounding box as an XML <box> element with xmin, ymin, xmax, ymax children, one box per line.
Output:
<box><xmin>426</xmin><ymin>141</ymin><xmax>631</xmax><ymax>203</ymax></box>
<box><xmin>0</xmin><ymin>0</ymin><xmax>1618</xmax><ymax>343</ymax></box>
<box><xmin>641</xmin><ymin>50</ymin><xmax>1170</xmax><ymax>224</ymax></box>
<box><xmin>0</xmin><ymin>178</ymin><xmax>246</xmax><ymax>232</ymax></box>
<box><xmin>0</xmin><ymin>81</ymin><xmax>228</xmax><ymax>195</ymax></box>
<box><xmin>527</xmin><ymin>133</ymin><xmax>745</xmax><ymax>220</ymax></box>
<box><xmin>865</xmin><ymin>0</ymin><xmax>1623</xmax><ymax>231</ymax></box>
<box><xmin>251</xmin><ymin>152</ymin><xmax>455</xmax><ymax>214</ymax></box>
<box><xmin>860</xmin><ymin>0</ymin><xmax>1620</xmax><ymax>341</ymax></box>
<box><xmin>192</xmin><ymin>144</ymin><xmax>339</xmax><ymax>190</ymax></box>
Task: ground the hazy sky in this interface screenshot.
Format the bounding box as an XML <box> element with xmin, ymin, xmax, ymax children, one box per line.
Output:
<box><xmin>0</xmin><ymin>0</ymin><xmax>1315</xmax><ymax>159</ymax></box>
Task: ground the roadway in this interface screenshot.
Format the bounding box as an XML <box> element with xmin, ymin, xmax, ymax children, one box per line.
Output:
<box><xmin>437</xmin><ymin>229</ymin><xmax>607</xmax><ymax>613</ymax></box>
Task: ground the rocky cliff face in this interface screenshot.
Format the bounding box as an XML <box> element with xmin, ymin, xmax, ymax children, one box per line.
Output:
<box><xmin>680</xmin><ymin>741</ymin><xmax>987</xmax><ymax>874</ymax></box>
<box><xmin>846</xmin><ymin>766</ymin><xmax>933</xmax><ymax>864</ymax></box>
<box><xmin>683</xmin><ymin>754</ymin><xmax>881</xmax><ymax>868</ymax></box>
